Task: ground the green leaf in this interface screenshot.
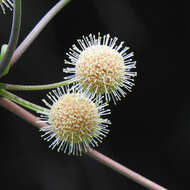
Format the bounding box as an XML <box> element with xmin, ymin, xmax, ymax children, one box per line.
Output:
<box><xmin>0</xmin><ymin>44</ymin><xmax>8</xmax><ymax>61</ymax></box>
<box><xmin>0</xmin><ymin>44</ymin><xmax>11</xmax><ymax>77</ymax></box>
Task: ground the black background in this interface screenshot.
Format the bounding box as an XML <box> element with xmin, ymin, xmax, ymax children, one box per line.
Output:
<box><xmin>0</xmin><ymin>0</ymin><xmax>187</xmax><ymax>189</ymax></box>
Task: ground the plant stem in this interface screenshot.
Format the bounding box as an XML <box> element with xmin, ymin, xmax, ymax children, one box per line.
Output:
<box><xmin>0</xmin><ymin>89</ymin><xmax>48</xmax><ymax>113</ymax></box>
<box><xmin>0</xmin><ymin>78</ymin><xmax>75</xmax><ymax>91</ymax></box>
<box><xmin>87</xmin><ymin>150</ymin><xmax>167</xmax><ymax>190</ymax></box>
<box><xmin>0</xmin><ymin>0</ymin><xmax>22</xmax><ymax>77</ymax></box>
<box><xmin>10</xmin><ymin>0</ymin><xmax>71</xmax><ymax>66</ymax></box>
<box><xmin>0</xmin><ymin>97</ymin><xmax>167</xmax><ymax>190</ymax></box>
<box><xmin>0</xmin><ymin>98</ymin><xmax>44</xmax><ymax>128</ymax></box>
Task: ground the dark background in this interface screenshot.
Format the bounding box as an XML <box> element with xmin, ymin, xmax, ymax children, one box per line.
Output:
<box><xmin>0</xmin><ymin>0</ymin><xmax>186</xmax><ymax>189</ymax></box>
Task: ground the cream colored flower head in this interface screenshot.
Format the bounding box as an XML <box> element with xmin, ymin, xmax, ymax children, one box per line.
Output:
<box><xmin>64</xmin><ymin>33</ymin><xmax>137</xmax><ymax>104</ymax></box>
<box><xmin>0</xmin><ymin>0</ymin><xmax>14</xmax><ymax>14</ymax></box>
<box><xmin>39</xmin><ymin>87</ymin><xmax>111</xmax><ymax>156</ymax></box>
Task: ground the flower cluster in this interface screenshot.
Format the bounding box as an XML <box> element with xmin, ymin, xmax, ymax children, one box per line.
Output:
<box><xmin>39</xmin><ymin>34</ymin><xmax>137</xmax><ymax>155</ymax></box>
<box><xmin>0</xmin><ymin>0</ymin><xmax>14</xmax><ymax>14</ymax></box>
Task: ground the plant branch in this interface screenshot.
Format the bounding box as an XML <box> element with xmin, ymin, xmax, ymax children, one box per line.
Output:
<box><xmin>0</xmin><ymin>97</ymin><xmax>167</xmax><ymax>190</ymax></box>
<box><xmin>0</xmin><ymin>0</ymin><xmax>22</xmax><ymax>77</ymax></box>
<box><xmin>0</xmin><ymin>98</ymin><xmax>44</xmax><ymax>128</ymax></box>
<box><xmin>0</xmin><ymin>78</ymin><xmax>75</xmax><ymax>91</ymax></box>
<box><xmin>87</xmin><ymin>150</ymin><xmax>167</xmax><ymax>190</ymax></box>
<box><xmin>10</xmin><ymin>0</ymin><xmax>71</xmax><ymax>66</ymax></box>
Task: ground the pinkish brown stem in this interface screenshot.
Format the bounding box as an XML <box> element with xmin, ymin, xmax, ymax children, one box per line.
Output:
<box><xmin>0</xmin><ymin>97</ymin><xmax>167</xmax><ymax>190</ymax></box>
<box><xmin>0</xmin><ymin>97</ymin><xmax>44</xmax><ymax>128</ymax></box>
<box><xmin>87</xmin><ymin>150</ymin><xmax>167</xmax><ymax>190</ymax></box>
<box><xmin>10</xmin><ymin>0</ymin><xmax>70</xmax><ymax>67</ymax></box>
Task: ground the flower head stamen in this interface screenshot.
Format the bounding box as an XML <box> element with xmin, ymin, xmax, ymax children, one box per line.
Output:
<box><xmin>64</xmin><ymin>33</ymin><xmax>137</xmax><ymax>104</ymax></box>
<box><xmin>0</xmin><ymin>0</ymin><xmax>14</xmax><ymax>14</ymax></box>
<box><xmin>38</xmin><ymin>87</ymin><xmax>111</xmax><ymax>156</ymax></box>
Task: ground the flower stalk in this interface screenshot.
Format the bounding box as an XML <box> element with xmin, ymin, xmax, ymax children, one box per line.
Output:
<box><xmin>0</xmin><ymin>78</ymin><xmax>75</xmax><ymax>91</ymax></box>
<box><xmin>0</xmin><ymin>88</ymin><xmax>48</xmax><ymax>113</ymax></box>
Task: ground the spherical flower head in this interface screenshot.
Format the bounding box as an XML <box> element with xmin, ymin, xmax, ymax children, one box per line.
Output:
<box><xmin>39</xmin><ymin>87</ymin><xmax>111</xmax><ymax>156</ymax></box>
<box><xmin>0</xmin><ymin>0</ymin><xmax>14</xmax><ymax>14</ymax></box>
<box><xmin>64</xmin><ymin>33</ymin><xmax>137</xmax><ymax>104</ymax></box>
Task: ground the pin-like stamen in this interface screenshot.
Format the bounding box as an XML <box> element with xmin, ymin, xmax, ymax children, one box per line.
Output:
<box><xmin>0</xmin><ymin>0</ymin><xmax>14</xmax><ymax>14</ymax></box>
<box><xmin>63</xmin><ymin>33</ymin><xmax>137</xmax><ymax>104</ymax></box>
<box><xmin>39</xmin><ymin>87</ymin><xmax>111</xmax><ymax>156</ymax></box>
